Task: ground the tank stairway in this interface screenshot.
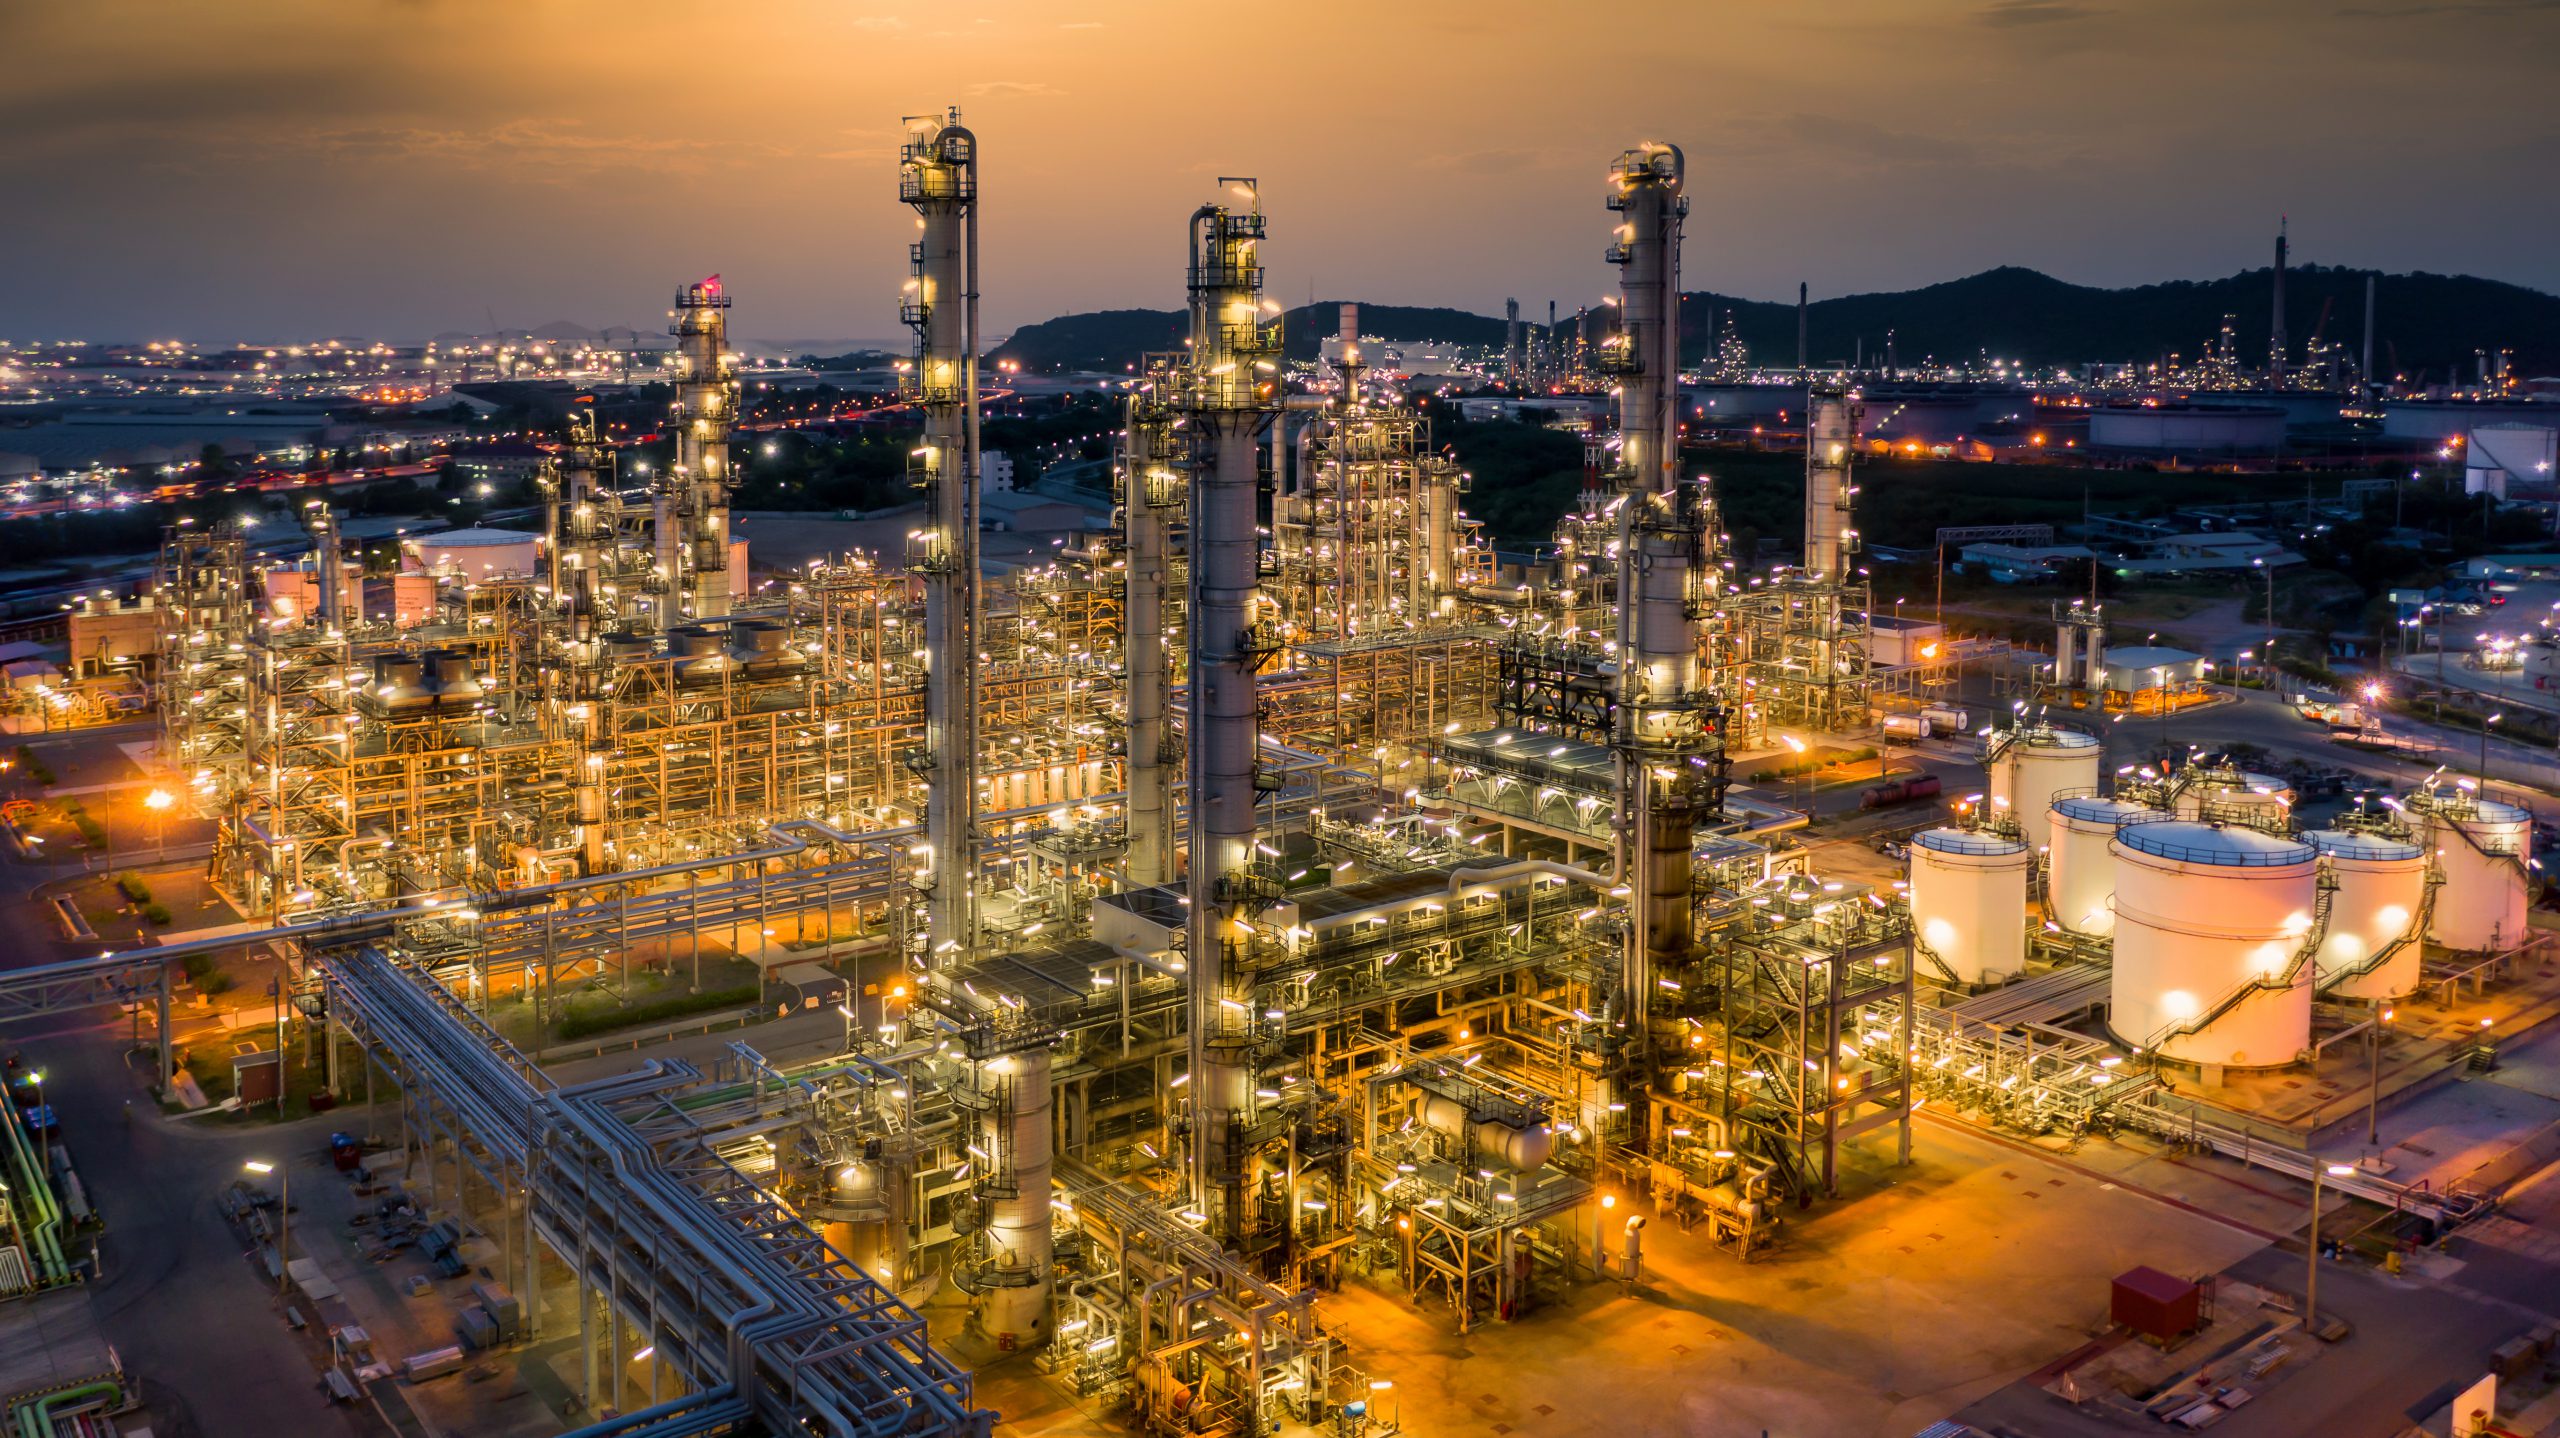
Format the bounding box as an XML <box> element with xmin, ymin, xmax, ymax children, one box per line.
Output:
<box><xmin>2314</xmin><ymin>863</ymin><xmax>2442</xmax><ymax>993</ymax></box>
<box><xmin>2140</xmin><ymin>868</ymin><xmax>2337</xmax><ymax>1059</ymax></box>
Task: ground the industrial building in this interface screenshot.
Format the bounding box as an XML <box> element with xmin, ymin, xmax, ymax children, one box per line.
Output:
<box><xmin>3</xmin><ymin>118</ymin><xmax>2535</xmax><ymax>1438</ymax></box>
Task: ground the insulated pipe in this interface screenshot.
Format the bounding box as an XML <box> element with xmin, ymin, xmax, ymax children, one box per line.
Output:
<box><xmin>1182</xmin><ymin>186</ymin><xmax>1277</xmax><ymax>1248</ymax></box>
<box><xmin>902</xmin><ymin>111</ymin><xmax>984</xmax><ymax>976</ymax></box>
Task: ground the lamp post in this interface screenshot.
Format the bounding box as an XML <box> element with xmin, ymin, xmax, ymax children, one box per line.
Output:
<box><xmin>1595</xmin><ymin>1192</ymin><xmax>1615</xmax><ymax>1279</ymax></box>
<box><xmin>1783</xmin><ymin>734</ymin><xmax>1810</xmax><ymax>817</ymax></box>
<box><xmin>143</xmin><ymin>788</ymin><xmax>172</xmax><ymax>862</ymax></box>
<box><xmin>2481</xmin><ymin>712</ymin><xmax>2501</xmax><ymax>788</ymax></box>
<box><xmin>2253</xmin><ymin>557</ymin><xmax>2275</xmax><ymax>655</ymax></box>
<box><xmin>2366</xmin><ymin>1005</ymin><xmax>2393</xmax><ymax>1151</ymax></box>
<box><xmin>246</xmin><ymin>1158</ymin><xmax>288</xmax><ymax>1295</ymax></box>
<box><xmin>27</xmin><ymin>1071</ymin><xmax>45</xmax><ymax>1172</ymax></box>
<box><xmin>2308</xmin><ymin>1162</ymin><xmax>2356</xmax><ymax>1336</ymax></box>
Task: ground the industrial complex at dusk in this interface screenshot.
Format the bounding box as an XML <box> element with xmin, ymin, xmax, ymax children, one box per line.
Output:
<box><xmin>7</xmin><ymin>7</ymin><xmax>2560</xmax><ymax>1438</ymax></box>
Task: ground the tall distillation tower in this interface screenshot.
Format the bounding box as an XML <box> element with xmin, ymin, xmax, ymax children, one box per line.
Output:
<box><xmin>658</xmin><ymin>278</ymin><xmax>739</xmax><ymax>619</ymax></box>
<box><xmin>900</xmin><ymin>112</ymin><xmax>984</xmax><ymax>970</ymax></box>
<box><xmin>1117</xmin><ymin>363</ymin><xmax>1184</xmax><ymax>888</ymax></box>
<box><xmin>1601</xmin><ymin>143</ymin><xmax>1718</xmax><ymax>1056</ymax></box>
<box><xmin>1182</xmin><ymin>182</ymin><xmax>1281</xmax><ymax>1246</ymax></box>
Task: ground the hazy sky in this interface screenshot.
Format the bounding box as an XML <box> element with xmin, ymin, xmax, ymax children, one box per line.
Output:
<box><xmin>7</xmin><ymin>0</ymin><xmax>2556</xmax><ymax>344</ymax></box>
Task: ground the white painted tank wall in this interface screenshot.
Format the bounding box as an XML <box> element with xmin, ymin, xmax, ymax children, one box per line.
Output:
<box><xmin>2047</xmin><ymin>795</ymin><xmax>2163</xmax><ymax>936</ymax></box>
<box><xmin>1987</xmin><ymin>728</ymin><xmax>2101</xmax><ymax>833</ymax></box>
<box><xmin>2426</xmin><ymin>799</ymin><xmax>2532</xmax><ymax>951</ymax></box>
<box><xmin>2107</xmin><ymin>822</ymin><xmax>2316</xmax><ymax>1069</ymax></box>
<box><xmin>1909</xmin><ymin>827</ymin><xmax>2031</xmax><ymax>983</ymax></box>
<box><xmin>2303</xmin><ymin>830</ymin><xmax>2427</xmax><ymax>1000</ymax></box>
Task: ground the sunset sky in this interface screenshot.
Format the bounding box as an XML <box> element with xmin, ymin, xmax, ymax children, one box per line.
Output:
<box><xmin>8</xmin><ymin>0</ymin><xmax>2556</xmax><ymax>343</ymax></box>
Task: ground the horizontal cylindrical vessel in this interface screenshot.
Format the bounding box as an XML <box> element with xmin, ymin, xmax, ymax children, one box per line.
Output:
<box><xmin>1909</xmin><ymin>826</ymin><xmax>2031</xmax><ymax>983</ymax></box>
<box><xmin>1421</xmin><ymin>1095</ymin><xmax>1553</xmax><ymax>1172</ymax></box>
<box><xmin>2302</xmin><ymin>829</ymin><xmax>2426</xmax><ymax>999</ymax></box>
<box><xmin>2108</xmin><ymin>822</ymin><xmax>2316</xmax><ymax>1069</ymax></box>
<box><xmin>2047</xmin><ymin>794</ymin><xmax>2166</xmax><ymax>936</ymax></box>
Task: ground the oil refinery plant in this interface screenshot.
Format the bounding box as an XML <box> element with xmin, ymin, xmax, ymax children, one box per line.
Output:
<box><xmin>11</xmin><ymin>112</ymin><xmax>2546</xmax><ymax>1438</ymax></box>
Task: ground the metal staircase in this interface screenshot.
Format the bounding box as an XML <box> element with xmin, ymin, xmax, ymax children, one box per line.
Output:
<box><xmin>2142</xmin><ymin>865</ymin><xmax>2336</xmax><ymax>1057</ymax></box>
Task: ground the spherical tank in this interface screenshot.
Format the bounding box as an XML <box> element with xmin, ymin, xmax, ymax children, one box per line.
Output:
<box><xmin>2108</xmin><ymin>822</ymin><xmax>2317</xmax><ymax>1069</ymax></box>
<box><xmin>1909</xmin><ymin>827</ymin><xmax>2031</xmax><ymax>983</ymax></box>
<box><xmin>2047</xmin><ymin>795</ymin><xmax>2165</xmax><ymax>936</ymax></box>
<box><xmin>2302</xmin><ymin>829</ymin><xmax>2427</xmax><ymax>1000</ymax></box>
<box><xmin>2425</xmin><ymin>797</ymin><xmax>2532</xmax><ymax>952</ymax></box>
<box><xmin>1988</xmin><ymin>727</ymin><xmax>2101</xmax><ymax>832</ymax></box>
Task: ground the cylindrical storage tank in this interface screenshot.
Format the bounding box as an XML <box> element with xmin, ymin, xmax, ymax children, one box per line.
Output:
<box><xmin>2048</xmin><ymin>795</ymin><xmax>2165</xmax><ymax>935</ymax></box>
<box><xmin>2174</xmin><ymin>769</ymin><xmax>2295</xmax><ymax>822</ymax></box>
<box><xmin>2054</xmin><ymin>625</ymin><xmax>2077</xmax><ymax>688</ymax></box>
<box><xmin>1420</xmin><ymin>1095</ymin><xmax>1554</xmax><ymax>1172</ymax></box>
<box><xmin>2425</xmin><ymin>797</ymin><xmax>2532</xmax><ymax>951</ymax></box>
<box><xmin>2108</xmin><ymin>822</ymin><xmax>2317</xmax><ymax>1069</ymax></box>
<box><xmin>1909</xmin><ymin>827</ymin><xmax>2031</xmax><ymax>983</ymax></box>
<box><xmin>2303</xmin><ymin>829</ymin><xmax>2427</xmax><ymax>1000</ymax></box>
<box><xmin>1987</xmin><ymin>726</ymin><xmax>2102</xmax><ymax>830</ymax></box>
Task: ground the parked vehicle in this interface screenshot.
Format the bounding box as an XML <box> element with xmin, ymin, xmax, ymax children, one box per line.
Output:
<box><xmin>1860</xmin><ymin>774</ymin><xmax>1943</xmax><ymax>810</ymax></box>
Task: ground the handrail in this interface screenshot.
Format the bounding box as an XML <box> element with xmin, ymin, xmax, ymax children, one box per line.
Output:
<box><xmin>2315</xmin><ymin>865</ymin><xmax>2442</xmax><ymax>990</ymax></box>
<box><xmin>2142</xmin><ymin>865</ymin><xmax>2336</xmax><ymax>1054</ymax></box>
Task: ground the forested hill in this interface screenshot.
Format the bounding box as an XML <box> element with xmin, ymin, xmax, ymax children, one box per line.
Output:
<box><xmin>987</xmin><ymin>304</ymin><xmax>1508</xmax><ymax>373</ymax></box>
<box><xmin>1687</xmin><ymin>265</ymin><xmax>2560</xmax><ymax>379</ymax></box>
<box><xmin>983</xmin><ymin>267</ymin><xmax>2559</xmax><ymax>379</ymax></box>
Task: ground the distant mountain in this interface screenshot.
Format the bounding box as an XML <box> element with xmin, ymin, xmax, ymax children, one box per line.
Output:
<box><xmin>1687</xmin><ymin>265</ymin><xmax>2560</xmax><ymax>380</ymax></box>
<box><xmin>989</xmin><ymin>303</ymin><xmax>1511</xmax><ymax>373</ymax></box>
<box><xmin>987</xmin><ymin>267</ymin><xmax>2560</xmax><ymax>380</ymax></box>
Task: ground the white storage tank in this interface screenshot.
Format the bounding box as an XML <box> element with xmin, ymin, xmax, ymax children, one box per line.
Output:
<box><xmin>2047</xmin><ymin>794</ymin><xmax>2165</xmax><ymax>936</ymax></box>
<box><xmin>2108</xmin><ymin>822</ymin><xmax>2318</xmax><ymax>1069</ymax></box>
<box><xmin>2422</xmin><ymin>796</ymin><xmax>2532</xmax><ymax>952</ymax></box>
<box><xmin>1986</xmin><ymin>725</ymin><xmax>2102</xmax><ymax>831</ymax></box>
<box><xmin>2302</xmin><ymin>829</ymin><xmax>2427</xmax><ymax>1000</ymax></box>
<box><xmin>2173</xmin><ymin>768</ymin><xmax>2294</xmax><ymax>823</ymax></box>
<box><xmin>1909</xmin><ymin>827</ymin><xmax>2031</xmax><ymax>983</ymax></box>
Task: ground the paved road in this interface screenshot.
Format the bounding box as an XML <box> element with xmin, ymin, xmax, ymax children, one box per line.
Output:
<box><xmin>1954</xmin><ymin>1244</ymin><xmax>2536</xmax><ymax>1438</ymax></box>
<box><xmin>18</xmin><ymin>1020</ymin><xmax>371</xmax><ymax>1438</ymax></box>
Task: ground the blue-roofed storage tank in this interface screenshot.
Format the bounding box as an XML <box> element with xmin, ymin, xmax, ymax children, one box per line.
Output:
<box><xmin>2107</xmin><ymin>822</ymin><xmax>2317</xmax><ymax>1069</ymax></box>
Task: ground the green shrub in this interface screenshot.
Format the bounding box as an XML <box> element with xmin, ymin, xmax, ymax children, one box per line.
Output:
<box><xmin>73</xmin><ymin>816</ymin><xmax>106</xmax><ymax>847</ymax></box>
<box><xmin>557</xmin><ymin>984</ymin><xmax>761</xmax><ymax>1041</ymax></box>
<box><xmin>12</xmin><ymin>747</ymin><xmax>54</xmax><ymax>786</ymax></box>
<box><xmin>142</xmin><ymin>903</ymin><xmax>172</xmax><ymax>927</ymax></box>
<box><xmin>181</xmin><ymin>953</ymin><xmax>216</xmax><ymax>981</ymax></box>
<box><xmin>117</xmin><ymin>873</ymin><xmax>152</xmax><ymax>904</ymax></box>
<box><xmin>200</xmin><ymin>972</ymin><xmax>236</xmax><ymax>996</ymax></box>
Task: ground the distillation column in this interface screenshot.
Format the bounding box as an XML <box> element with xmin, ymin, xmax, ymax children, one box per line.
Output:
<box><xmin>900</xmin><ymin>112</ymin><xmax>984</xmax><ymax>969</ymax></box>
<box><xmin>1120</xmin><ymin>381</ymin><xmax>1180</xmax><ymax>887</ymax></box>
<box><xmin>975</xmin><ymin>1047</ymin><xmax>1055</xmax><ymax>1344</ymax></box>
<box><xmin>1804</xmin><ymin>390</ymin><xmax>1859</xmax><ymax>580</ymax></box>
<box><xmin>1183</xmin><ymin>184</ymin><xmax>1279</xmax><ymax>1246</ymax></box>
<box><xmin>666</xmin><ymin>278</ymin><xmax>739</xmax><ymax>619</ymax></box>
<box><xmin>1606</xmin><ymin>142</ymin><xmax>1711</xmax><ymax>1044</ymax></box>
